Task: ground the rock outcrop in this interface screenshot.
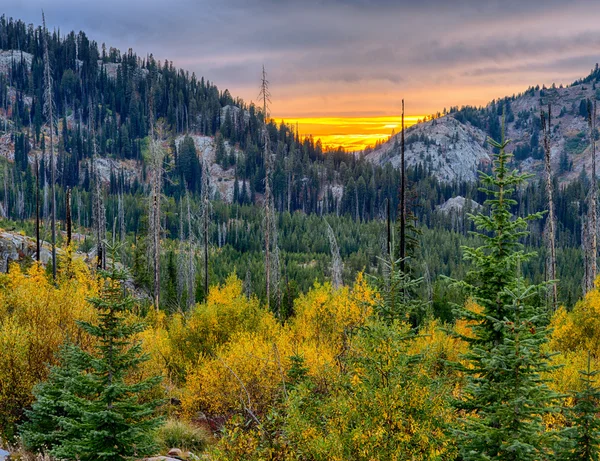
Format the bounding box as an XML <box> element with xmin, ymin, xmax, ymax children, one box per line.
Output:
<box><xmin>437</xmin><ymin>196</ymin><xmax>481</xmax><ymax>215</ymax></box>
<box><xmin>0</xmin><ymin>230</ymin><xmax>52</xmax><ymax>272</ymax></box>
<box><xmin>366</xmin><ymin>116</ymin><xmax>490</xmax><ymax>183</ymax></box>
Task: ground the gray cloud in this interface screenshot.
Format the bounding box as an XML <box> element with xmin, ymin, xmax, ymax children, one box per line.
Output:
<box><xmin>5</xmin><ymin>0</ymin><xmax>600</xmax><ymax>114</ymax></box>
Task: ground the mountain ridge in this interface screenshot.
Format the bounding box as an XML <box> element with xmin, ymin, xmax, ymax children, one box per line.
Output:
<box><xmin>368</xmin><ymin>68</ymin><xmax>600</xmax><ymax>184</ymax></box>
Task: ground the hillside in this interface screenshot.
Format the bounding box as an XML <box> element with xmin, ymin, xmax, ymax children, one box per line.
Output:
<box><xmin>368</xmin><ymin>72</ymin><xmax>600</xmax><ymax>184</ymax></box>
<box><xmin>366</xmin><ymin>115</ymin><xmax>490</xmax><ymax>182</ymax></box>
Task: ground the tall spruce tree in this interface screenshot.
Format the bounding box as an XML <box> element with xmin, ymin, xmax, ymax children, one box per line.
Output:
<box><xmin>453</xmin><ymin>127</ymin><xmax>560</xmax><ymax>460</ymax></box>
<box><xmin>21</xmin><ymin>246</ymin><xmax>163</xmax><ymax>460</ymax></box>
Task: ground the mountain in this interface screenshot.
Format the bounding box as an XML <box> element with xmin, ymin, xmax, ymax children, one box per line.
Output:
<box><xmin>367</xmin><ymin>68</ymin><xmax>600</xmax><ymax>184</ymax></box>
<box><xmin>366</xmin><ymin>115</ymin><xmax>490</xmax><ymax>183</ymax></box>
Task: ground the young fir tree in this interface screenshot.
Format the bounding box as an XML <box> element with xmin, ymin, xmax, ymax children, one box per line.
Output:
<box><xmin>21</xmin><ymin>345</ymin><xmax>92</xmax><ymax>453</ymax></box>
<box><xmin>21</xmin><ymin>246</ymin><xmax>163</xmax><ymax>460</ymax></box>
<box><xmin>559</xmin><ymin>351</ymin><xmax>600</xmax><ymax>461</ymax></box>
<box><xmin>453</xmin><ymin>129</ymin><xmax>560</xmax><ymax>460</ymax></box>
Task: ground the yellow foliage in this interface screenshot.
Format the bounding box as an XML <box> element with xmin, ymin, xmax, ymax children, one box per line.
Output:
<box><xmin>182</xmin><ymin>331</ymin><xmax>290</xmax><ymax>418</ymax></box>
<box><xmin>549</xmin><ymin>286</ymin><xmax>600</xmax><ymax>356</ymax></box>
<box><xmin>290</xmin><ymin>273</ymin><xmax>375</xmax><ymax>351</ymax></box>
<box><xmin>169</xmin><ymin>275</ymin><xmax>279</xmax><ymax>372</ymax></box>
<box><xmin>453</xmin><ymin>298</ymin><xmax>482</xmax><ymax>340</ymax></box>
<box><xmin>0</xmin><ymin>257</ymin><xmax>97</xmax><ymax>436</ymax></box>
<box><xmin>409</xmin><ymin>319</ymin><xmax>469</xmax><ymax>377</ymax></box>
<box><xmin>135</xmin><ymin>309</ymin><xmax>176</xmax><ymax>399</ymax></box>
<box><xmin>180</xmin><ymin>274</ymin><xmax>378</xmax><ymax>421</ymax></box>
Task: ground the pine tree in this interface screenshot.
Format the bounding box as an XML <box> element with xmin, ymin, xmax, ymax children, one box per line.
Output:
<box><xmin>453</xmin><ymin>127</ymin><xmax>560</xmax><ymax>460</ymax></box>
<box><xmin>22</xmin><ymin>246</ymin><xmax>163</xmax><ymax>460</ymax></box>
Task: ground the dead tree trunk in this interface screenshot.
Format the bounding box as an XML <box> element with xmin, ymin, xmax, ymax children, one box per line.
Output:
<box><xmin>186</xmin><ymin>192</ymin><xmax>196</xmax><ymax>309</ymax></box>
<box><xmin>588</xmin><ymin>100</ymin><xmax>598</xmax><ymax>292</ymax></box>
<box><xmin>66</xmin><ymin>187</ymin><xmax>72</xmax><ymax>247</ymax></box>
<box><xmin>201</xmin><ymin>150</ymin><xmax>211</xmax><ymax>298</ymax></box>
<box><xmin>42</xmin><ymin>12</ymin><xmax>57</xmax><ymax>279</ymax></box>
<box><xmin>149</xmin><ymin>136</ymin><xmax>165</xmax><ymax>311</ymax></box>
<box><xmin>35</xmin><ymin>149</ymin><xmax>40</xmax><ymax>261</ymax></box>
<box><xmin>386</xmin><ymin>198</ymin><xmax>391</xmax><ymax>258</ymax></box>
<box><xmin>326</xmin><ymin>220</ymin><xmax>343</xmax><ymax>290</ymax></box>
<box><xmin>259</xmin><ymin>65</ymin><xmax>273</xmax><ymax>309</ymax></box>
<box><xmin>541</xmin><ymin>104</ymin><xmax>558</xmax><ymax>309</ymax></box>
<box><xmin>399</xmin><ymin>99</ymin><xmax>406</xmax><ymax>273</ymax></box>
<box><xmin>89</xmin><ymin>102</ymin><xmax>105</xmax><ymax>270</ymax></box>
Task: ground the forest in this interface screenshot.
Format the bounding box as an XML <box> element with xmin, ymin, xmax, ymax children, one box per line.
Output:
<box><xmin>1</xmin><ymin>14</ymin><xmax>600</xmax><ymax>460</ymax></box>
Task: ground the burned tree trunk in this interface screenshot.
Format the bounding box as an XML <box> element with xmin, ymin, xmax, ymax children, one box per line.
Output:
<box><xmin>66</xmin><ymin>187</ymin><xmax>72</xmax><ymax>247</ymax></box>
<box><xmin>399</xmin><ymin>99</ymin><xmax>406</xmax><ymax>273</ymax></box>
<box><xmin>541</xmin><ymin>104</ymin><xmax>558</xmax><ymax>309</ymax></box>
<box><xmin>89</xmin><ymin>102</ymin><xmax>105</xmax><ymax>270</ymax></box>
<box><xmin>588</xmin><ymin>100</ymin><xmax>598</xmax><ymax>292</ymax></box>
<box><xmin>149</xmin><ymin>135</ymin><xmax>165</xmax><ymax>311</ymax></box>
<box><xmin>259</xmin><ymin>65</ymin><xmax>275</xmax><ymax>309</ymax></box>
<box><xmin>326</xmin><ymin>220</ymin><xmax>343</xmax><ymax>290</ymax></box>
<box><xmin>35</xmin><ymin>148</ymin><xmax>40</xmax><ymax>262</ymax></box>
<box><xmin>42</xmin><ymin>12</ymin><xmax>57</xmax><ymax>279</ymax></box>
<box><xmin>201</xmin><ymin>149</ymin><xmax>211</xmax><ymax>298</ymax></box>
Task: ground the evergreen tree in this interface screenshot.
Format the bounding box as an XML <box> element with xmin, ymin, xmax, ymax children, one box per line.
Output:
<box><xmin>21</xmin><ymin>246</ymin><xmax>163</xmax><ymax>460</ymax></box>
<box><xmin>559</xmin><ymin>352</ymin><xmax>600</xmax><ymax>461</ymax></box>
<box><xmin>20</xmin><ymin>345</ymin><xmax>92</xmax><ymax>454</ymax></box>
<box><xmin>453</xmin><ymin>129</ymin><xmax>560</xmax><ymax>460</ymax></box>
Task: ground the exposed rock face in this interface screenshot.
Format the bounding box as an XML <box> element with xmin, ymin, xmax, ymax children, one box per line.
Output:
<box><xmin>175</xmin><ymin>134</ymin><xmax>246</xmax><ymax>204</ymax></box>
<box><xmin>99</xmin><ymin>60</ymin><xmax>148</xmax><ymax>81</ymax></box>
<box><xmin>0</xmin><ymin>50</ymin><xmax>33</xmax><ymax>75</ymax></box>
<box><xmin>367</xmin><ymin>79</ymin><xmax>600</xmax><ymax>186</ymax></box>
<box><xmin>220</xmin><ymin>105</ymin><xmax>249</xmax><ymax>126</ymax></box>
<box><xmin>437</xmin><ymin>196</ymin><xmax>481</xmax><ymax>214</ymax></box>
<box><xmin>0</xmin><ymin>230</ymin><xmax>52</xmax><ymax>272</ymax></box>
<box><xmin>81</xmin><ymin>157</ymin><xmax>142</xmax><ymax>187</ymax></box>
<box><xmin>366</xmin><ymin>116</ymin><xmax>490</xmax><ymax>183</ymax></box>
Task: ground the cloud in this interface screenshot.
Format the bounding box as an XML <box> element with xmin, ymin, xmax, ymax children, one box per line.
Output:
<box><xmin>5</xmin><ymin>0</ymin><xmax>600</xmax><ymax>115</ymax></box>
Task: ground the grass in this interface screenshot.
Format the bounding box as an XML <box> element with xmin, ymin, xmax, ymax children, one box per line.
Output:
<box><xmin>154</xmin><ymin>418</ymin><xmax>212</xmax><ymax>455</ymax></box>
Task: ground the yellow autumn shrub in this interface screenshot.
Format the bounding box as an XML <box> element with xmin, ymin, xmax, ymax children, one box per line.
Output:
<box><xmin>181</xmin><ymin>274</ymin><xmax>378</xmax><ymax>421</ymax></box>
<box><xmin>409</xmin><ymin>318</ymin><xmax>469</xmax><ymax>378</ymax></box>
<box><xmin>549</xmin><ymin>283</ymin><xmax>600</xmax><ymax>356</ymax></box>
<box><xmin>285</xmin><ymin>319</ymin><xmax>457</xmax><ymax>461</ymax></box>
<box><xmin>182</xmin><ymin>330</ymin><xmax>291</xmax><ymax>418</ymax></box>
<box><xmin>168</xmin><ymin>274</ymin><xmax>279</xmax><ymax>373</ymax></box>
<box><xmin>0</xmin><ymin>256</ymin><xmax>97</xmax><ymax>438</ymax></box>
<box><xmin>291</xmin><ymin>273</ymin><xmax>375</xmax><ymax>350</ymax></box>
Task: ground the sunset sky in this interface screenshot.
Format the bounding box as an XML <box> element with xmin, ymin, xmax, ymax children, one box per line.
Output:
<box><xmin>8</xmin><ymin>0</ymin><xmax>600</xmax><ymax>150</ymax></box>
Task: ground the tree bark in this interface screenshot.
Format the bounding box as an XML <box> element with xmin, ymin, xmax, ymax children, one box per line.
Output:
<box><xmin>541</xmin><ymin>104</ymin><xmax>558</xmax><ymax>309</ymax></box>
<box><xmin>399</xmin><ymin>99</ymin><xmax>406</xmax><ymax>272</ymax></box>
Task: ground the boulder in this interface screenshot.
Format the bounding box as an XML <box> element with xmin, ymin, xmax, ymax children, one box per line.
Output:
<box><xmin>167</xmin><ymin>448</ymin><xmax>183</xmax><ymax>457</ymax></box>
<box><xmin>143</xmin><ymin>457</ymin><xmax>180</xmax><ymax>461</ymax></box>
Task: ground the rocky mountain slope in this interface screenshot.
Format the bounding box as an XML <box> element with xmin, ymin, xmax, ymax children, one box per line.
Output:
<box><xmin>367</xmin><ymin>69</ymin><xmax>600</xmax><ymax>184</ymax></box>
<box><xmin>366</xmin><ymin>116</ymin><xmax>490</xmax><ymax>183</ymax></box>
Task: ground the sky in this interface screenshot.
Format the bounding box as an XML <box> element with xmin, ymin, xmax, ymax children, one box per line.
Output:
<box><xmin>7</xmin><ymin>0</ymin><xmax>600</xmax><ymax>150</ymax></box>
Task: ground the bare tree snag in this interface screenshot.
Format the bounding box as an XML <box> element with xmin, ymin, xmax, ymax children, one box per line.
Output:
<box><xmin>541</xmin><ymin>104</ymin><xmax>558</xmax><ymax>309</ymax></box>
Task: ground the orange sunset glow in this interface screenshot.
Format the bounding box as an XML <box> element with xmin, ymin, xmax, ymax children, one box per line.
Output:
<box><xmin>276</xmin><ymin>115</ymin><xmax>423</xmax><ymax>152</ymax></box>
